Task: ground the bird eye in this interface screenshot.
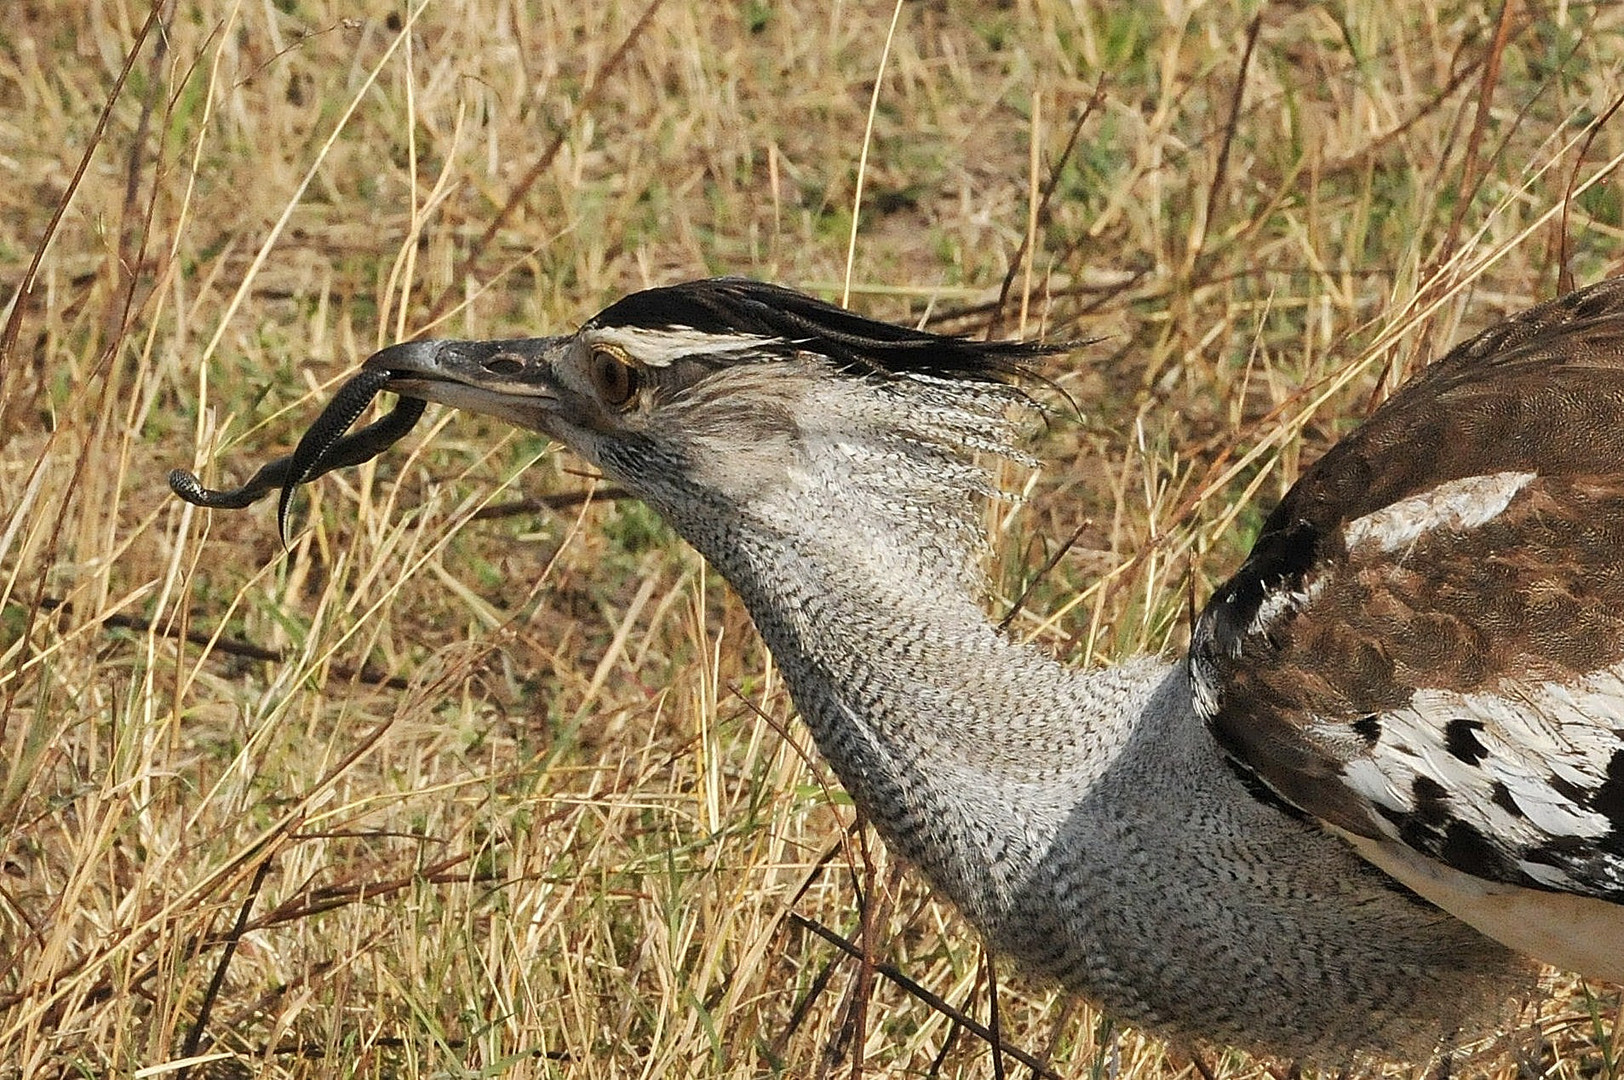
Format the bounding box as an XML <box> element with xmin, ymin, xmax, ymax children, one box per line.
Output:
<box><xmin>589</xmin><ymin>347</ymin><xmax>640</xmax><ymax>408</ymax></box>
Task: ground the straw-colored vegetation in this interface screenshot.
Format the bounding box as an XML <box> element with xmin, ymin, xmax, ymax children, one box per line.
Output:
<box><xmin>3</xmin><ymin>1</ymin><xmax>1622</xmax><ymax>1076</ymax></box>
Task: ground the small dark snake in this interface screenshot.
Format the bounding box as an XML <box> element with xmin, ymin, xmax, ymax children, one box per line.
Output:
<box><xmin>169</xmin><ymin>368</ymin><xmax>425</xmax><ymax>543</ymax></box>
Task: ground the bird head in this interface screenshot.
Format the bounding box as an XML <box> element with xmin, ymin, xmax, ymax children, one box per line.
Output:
<box><xmin>368</xmin><ymin>278</ymin><xmax>1063</xmax><ymax>581</ymax></box>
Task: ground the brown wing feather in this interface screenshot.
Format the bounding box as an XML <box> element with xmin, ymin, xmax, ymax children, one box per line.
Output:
<box><xmin>1191</xmin><ymin>279</ymin><xmax>1624</xmax><ymax>900</ymax></box>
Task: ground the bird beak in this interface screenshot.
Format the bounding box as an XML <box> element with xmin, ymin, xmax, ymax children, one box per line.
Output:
<box><xmin>362</xmin><ymin>337</ymin><xmax>575</xmax><ymax>434</ymax></box>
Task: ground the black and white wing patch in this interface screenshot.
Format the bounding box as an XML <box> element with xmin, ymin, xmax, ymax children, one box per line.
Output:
<box><xmin>1191</xmin><ymin>280</ymin><xmax>1624</xmax><ymax>904</ymax></box>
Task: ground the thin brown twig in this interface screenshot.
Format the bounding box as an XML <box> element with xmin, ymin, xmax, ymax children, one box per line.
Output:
<box><xmin>34</xmin><ymin>596</ymin><xmax>411</xmax><ymax>690</ymax></box>
<box><xmin>106</xmin><ymin>0</ymin><xmax>171</xmax><ymax>345</ymax></box>
<box><xmin>243</xmin><ymin>853</ymin><xmax>483</xmax><ymax>933</ymax></box>
<box><xmin>927</xmin><ymin>271</ymin><xmax>1143</xmax><ymax>338</ymax></box>
<box><xmin>728</xmin><ymin>685</ymin><xmax>869</xmax><ymax>898</ymax></box>
<box><xmin>844</xmin><ymin>817</ymin><xmax>882</xmax><ymax>1080</ymax></box>
<box><xmin>233</xmin><ymin>19</ymin><xmax>361</xmax><ymax>90</ymax></box>
<box><xmin>0</xmin><ymin>2</ymin><xmax>164</xmax><ymax>378</ymax></box>
<box><xmin>259</xmin><ymin>1036</ymin><xmax>570</xmax><ymax>1062</ymax></box>
<box><xmin>1321</xmin><ymin>53</ymin><xmax>1485</xmax><ymax>176</ymax></box>
<box><xmin>0</xmin><ymin>877</ymin><xmax>46</xmax><ymax>956</ymax></box>
<box><xmin>986</xmin><ymin>950</ymin><xmax>1007</xmax><ymax>1080</ymax></box>
<box><xmin>999</xmin><ymin>520</ymin><xmax>1092</xmax><ymax>634</ymax></box>
<box><xmin>1558</xmin><ymin>90</ymin><xmax>1624</xmax><ymax>296</ymax></box>
<box><xmin>775</xmin><ymin>952</ymin><xmax>844</xmax><ymax>1062</ymax></box>
<box><xmin>177</xmin><ymin>853</ymin><xmax>274</xmax><ymax>1078</ymax></box>
<box><xmin>419</xmin><ymin>0</ymin><xmax>670</xmax><ymax>330</ymax></box>
<box><xmin>988</xmin><ymin>78</ymin><xmax>1107</xmax><ymax>339</ymax></box>
<box><xmin>1408</xmin><ymin>5</ymin><xmax>1539</xmax><ymax>376</ymax></box>
<box><xmin>1437</xmin><ymin>0</ymin><xmax>1519</xmax><ymax>275</ymax></box>
<box><xmin>1029</xmin><ymin>997</ymin><xmax>1076</xmax><ymax>1080</ymax></box>
<box><xmin>0</xmin><ymin>851</ymin><xmax>489</xmax><ymax>1019</ymax></box>
<box><xmin>924</xmin><ymin>989</ymin><xmax>967</xmax><ymax>1078</ymax></box>
<box><xmin>1192</xmin><ymin>8</ymin><xmax>1265</xmax><ymax>277</ymax></box>
<box><xmin>788</xmin><ymin>913</ymin><xmax>1063</xmax><ymax>1080</ymax></box>
<box><xmin>469</xmin><ymin>488</ymin><xmax>629</xmax><ymax>520</ymax></box>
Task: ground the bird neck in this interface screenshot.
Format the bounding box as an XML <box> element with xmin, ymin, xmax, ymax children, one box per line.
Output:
<box><xmin>677</xmin><ymin>490</ymin><xmax>1147</xmax><ymax>923</ymax></box>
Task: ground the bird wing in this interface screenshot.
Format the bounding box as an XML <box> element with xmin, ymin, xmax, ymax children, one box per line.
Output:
<box><xmin>1190</xmin><ymin>279</ymin><xmax>1624</xmax><ymax>902</ymax></box>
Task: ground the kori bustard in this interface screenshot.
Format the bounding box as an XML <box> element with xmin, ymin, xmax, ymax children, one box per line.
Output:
<box><xmin>173</xmin><ymin>277</ymin><xmax>1624</xmax><ymax>1061</ymax></box>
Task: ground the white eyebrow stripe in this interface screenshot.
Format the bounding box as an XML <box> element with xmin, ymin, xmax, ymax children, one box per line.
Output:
<box><xmin>587</xmin><ymin>325</ymin><xmax>784</xmax><ymax>366</ymax></box>
<box><xmin>1343</xmin><ymin>470</ymin><xmax>1537</xmax><ymax>554</ymax></box>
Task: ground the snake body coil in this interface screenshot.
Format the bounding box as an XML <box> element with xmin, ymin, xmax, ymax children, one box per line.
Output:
<box><xmin>169</xmin><ymin>368</ymin><xmax>424</xmax><ymax>543</ymax></box>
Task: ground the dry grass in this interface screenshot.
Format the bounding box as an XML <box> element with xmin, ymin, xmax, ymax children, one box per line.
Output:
<box><xmin>2</xmin><ymin>1</ymin><xmax>1624</xmax><ymax>1076</ymax></box>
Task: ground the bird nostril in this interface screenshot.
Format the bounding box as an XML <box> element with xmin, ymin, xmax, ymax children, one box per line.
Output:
<box><xmin>483</xmin><ymin>354</ymin><xmax>525</xmax><ymax>376</ymax></box>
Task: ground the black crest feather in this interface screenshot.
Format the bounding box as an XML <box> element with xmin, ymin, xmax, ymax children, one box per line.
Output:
<box><xmin>588</xmin><ymin>277</ymin><xmax>1067</xmax><ymax>381</ymax></box>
